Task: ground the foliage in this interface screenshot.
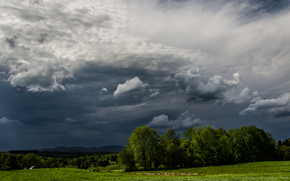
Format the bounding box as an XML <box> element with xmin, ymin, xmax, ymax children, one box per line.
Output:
<box><xmin>0</xmin><ymin>152</ymin><xmax>118</xmax><ymax>170</ymax></box>
<box><xmin>120</xmin><ymin>125</ymin><xmax>279</xmax><ymax>170</ymax></box>
<box><xmin>277</xmin><ymin>138</ymin><xmax>290</xmax><ymax>160</ymax></box>
<box><xmin>127</xmin><ymin>126</ymin><xmax>159</xmax><ymax>170</ymax></box>
<box><xmin>0</xmin><ymin>125</ymin><xmax>287</xmax><ymax>172</ymax></box>
<box><xmin>118</xmin><ymin>148</ymin><xmax>135</xmax><ymax>171</ymax></box>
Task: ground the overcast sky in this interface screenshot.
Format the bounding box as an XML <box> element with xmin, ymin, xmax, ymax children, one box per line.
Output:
<box><xmin>1</xmin><ymin>0</ymin><xmax>290</xmax><ymax>151</ymax></box>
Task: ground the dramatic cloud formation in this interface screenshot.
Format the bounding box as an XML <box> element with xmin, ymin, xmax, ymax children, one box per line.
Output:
<box><xmin>147</xmin><ymin>111</ymin><xmax>204</xmax><ymax>129</ymax></box>
<box><xmin>240</xmin><ymin>93</ymin><xmax>290</xmax><ymax>117</ymax></box>
<box><xmin>0</xmin><ymin>117</ymin><xmax>22</xmax><ymax>125</ymax></box>
<box><xmin>114</xmin><ymin>77</ymin><xmax>149</xmax><ymax>97</ymax></box>
<box><xmin>0</xmin><ymin>0</ymin><xmax>290</xmax><ymax>151</ymax></box>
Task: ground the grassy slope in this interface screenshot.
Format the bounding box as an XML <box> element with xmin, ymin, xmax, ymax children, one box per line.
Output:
<box><xmin>1</xmin><ymin>161</ymin><xmax>290</xmax><ymax>181</ymax></box>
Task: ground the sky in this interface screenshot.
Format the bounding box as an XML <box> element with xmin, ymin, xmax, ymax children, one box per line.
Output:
<box><xmin>1</xmin><ymin>0</ymin><xmax>290</xmax><ymax>151</ymax></box>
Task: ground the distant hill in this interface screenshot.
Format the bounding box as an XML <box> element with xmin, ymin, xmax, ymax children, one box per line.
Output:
<box><xmin>38</xmin><ymin>145</ymin><xmax>125</xmax><ymax>153</ymax></box>
<box><xmin>8</xmin><ymin>145</ymin><xmax>125</xmax><ymax>155</ymax></box>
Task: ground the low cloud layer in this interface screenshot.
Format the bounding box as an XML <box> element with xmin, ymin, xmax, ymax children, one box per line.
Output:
<box><xmin>114</xmin><ymin>77</ymin><xmax>149</xmax><ymax>97</ymax></box>
<box><xmin>240</xmin><ymin>92</ymin><xmax>290</xmax><ymax>117</ymax></box>
<box><xmin>147</xmin><ymin>111</ymin><xmax>204</xmax><ymax>129</ymax></box>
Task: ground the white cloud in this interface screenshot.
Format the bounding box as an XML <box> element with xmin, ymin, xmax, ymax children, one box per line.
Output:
<box><xmin>114</xmin><ymin>77</ymin><xmax>149</xmax><ymax>97</ymax></box>
<box><xmin>100</xmin><ymin>87</ymin><xmax>108</xmax><ymax>93</ymax></box>
<box><xmin>240</xmin><ymin>92</ymin><xmax>290</xmax><ymax>117</ymax></box>
<box><xmin>8</xmin><ymin>60</ymin><xmax>73</xmax><ymax>92</ymax></box>
<box><xmin>0</xmin><ymin>117</ymin><xmax>22</xmax><ymax>125</ymax></box>
<box><xmin>64</xmin><ymin>117</ymin><xmax>76</xmax><ymax>123</ymax></box>
<box><xmin>149</xmin><ymin>88</ymin><xmax>159</xmax><ymax>97</ymax></box>
<box><xmin>147</xmin><ymin>111</ymin><xmax>203</xmax><ymax>129</ymax></box>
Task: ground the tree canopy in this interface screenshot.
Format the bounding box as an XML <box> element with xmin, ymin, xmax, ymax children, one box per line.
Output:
<box><xmin>119</xmin><ymin>125</ymin><xmax>280</xmax><ymax>170</ymax></box>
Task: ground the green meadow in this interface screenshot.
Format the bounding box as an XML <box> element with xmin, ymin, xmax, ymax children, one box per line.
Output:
<box><xmin>1</xmin><ymin>161</ymin><xmax>290</xmax><ymax>181</ymax></box>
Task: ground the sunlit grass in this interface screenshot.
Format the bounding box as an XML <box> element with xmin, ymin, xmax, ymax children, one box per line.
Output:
<box><xmin>1</xmin><ymin>161</ymin><xmax>290</xmax><ymax>180</ymax></box>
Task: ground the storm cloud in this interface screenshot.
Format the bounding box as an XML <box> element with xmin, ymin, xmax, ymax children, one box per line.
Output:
<box><xmin>0</xmin><ymin>0</ymin><xmax>290</xmax><ymax>151</ymax></box>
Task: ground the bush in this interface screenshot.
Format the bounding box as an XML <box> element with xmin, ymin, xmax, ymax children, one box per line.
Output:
<box><xmin>88</xmin><ymin>166</ymin><xmax>106</xmax><ymax>172</ymax></box>
<box><xmin>106</xmin><ymin>165</ymin><xmax>119</xmax><ymax>171</ymax></box>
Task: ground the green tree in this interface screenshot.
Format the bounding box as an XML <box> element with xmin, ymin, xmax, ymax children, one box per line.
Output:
<box><xmin>127</xmin><ymin>126</ymin><xmax>159</xmax><ymax>170</ymax></box>
<box><xmin>277</xmin><ymin>138</ymin><xmax>290</xmax><ymax>160</ymax></box>
<box><xmin>118</xmin><ymin>148</ymin><xmax>135</xmax><ymax>170</ymax></box>
<box><xmin>0</xmin><ymin>152</ymin><xmax>21</xmax><ymax>170</ymax></box>
<box><xmin>21</xmin><ymin>153</ymin><xmax>38</xmax><ymax>168</ymax></box>
<box><xmin>162</xmin><ymin>129</ymin><xmax>182</xmax><ymax>168</ymax></box>
<box><xmin>188</xmin><ymin>126</ymin><xmax>231</xmax><ymax>166</ymax></box>
<box><xmin>228</xmin><ymin>125</ymin><xmax>276</xmax><ymax>163</ymax></box>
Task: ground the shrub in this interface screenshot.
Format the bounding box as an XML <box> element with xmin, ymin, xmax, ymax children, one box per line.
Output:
<box><xmin>88</xmin><ymin>166</ymin><xmax>106</xmax><ymax>172</ymax></box>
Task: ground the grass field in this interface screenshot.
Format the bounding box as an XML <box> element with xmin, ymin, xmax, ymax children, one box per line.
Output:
<box><xmin>1</xmin><ymin>161</ymin><xmax>290</xmax><ymax>180</ymax></box>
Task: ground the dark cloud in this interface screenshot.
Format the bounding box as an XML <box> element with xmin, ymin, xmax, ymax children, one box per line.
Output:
<box><xmin>5</xmin><ymin>36</ymin><xmax>18</xmax><ymax>48</ymax></box>
<box><xmin>174</xmin><ymin>67</ymin><xmax>253</xmax><ymax>103</ymax></box>
<box><xmin>0</xmin><ymin>64</ymin><xmax>10</xmax><ymax>74</ymax></box>
<box><xmin>29</xmin><ymin>0</ymin><xmax>43</xmax><ymax>5</ymax></box>
<box><xmin>38</xmin><ymin>33</ymin><xmax>48</xmax><ymax>44</ymax></box>
<box><xmin>0</xmin><ymin>0</ymin><xmax>290</xmax><ymax>151</ymax></box>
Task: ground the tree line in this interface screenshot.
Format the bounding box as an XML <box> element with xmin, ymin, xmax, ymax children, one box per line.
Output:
<box><xmin>1</xmin><ymin>125</ymin><xmax>290</xmax><ymax>171</ymax></box>
<box><xmin>0</xmin><ymin>152</ymin><xmax>118</xmax><ymax>170</ymax></box>
<box><xmin>119</xmin><ymin>125</ymin><xmax>290</xmax><ymax>170</ymax></box>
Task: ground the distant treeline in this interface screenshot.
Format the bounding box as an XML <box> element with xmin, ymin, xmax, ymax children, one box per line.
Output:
<box><xmin>119</xmin><ymin>125</ymin><xmax>290</xmax><ymax>170</ymax></box>
<box><xmin>1</xmin><ymin>125</ymin><xmax>290</xmax><ymax>171</ymax></box>
<box><xmin>8</xmin><ymin>150</ymin><xmax>116</xmax><ymax>158</ymax></box>
<box><xmin>0</xmin><ymin>152</ymin><xmax>118</xmax><ymax>170</ymax></box>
